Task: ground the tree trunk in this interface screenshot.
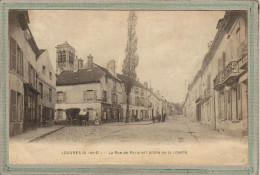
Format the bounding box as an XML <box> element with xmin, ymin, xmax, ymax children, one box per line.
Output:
<box><xmin>126</xmin><ymin>92</ymin><xmax>130</xmax><ymax>123</ymax></box>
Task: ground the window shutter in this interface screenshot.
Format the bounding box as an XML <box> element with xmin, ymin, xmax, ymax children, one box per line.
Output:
<box><xmin>10</xmin><ymin>90</ymin><xmax>17</xmax><ymax>122</ymax></box>
<box><xmin>10</xmin><ymin>38</ymin><xmax>17</xmax><ymax>71</ymax></box>
<box><xmin>224</xmin><ymin>91</ymin><xmax>228</xmax><ymax>120</ymax></box>
<box><xmin>21</xmin><ymin>95</ymin><xmax>23</xmax><ymax>121</ymax></box>
<box><xmin>63</xmin><ymin>92</ymin><xmax>66</xmax><ymax>102</ymax></box>
<box><xmin>21</xmin><ymin>52</ymin><xmax>24</xmax><ymax>77</ymax></box>
<box><xmin>228</xmin><ymin>90</ymin><xmax>232</xmax><ymax>120</ymax></box>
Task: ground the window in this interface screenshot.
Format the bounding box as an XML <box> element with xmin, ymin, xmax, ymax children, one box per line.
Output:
<box><xmin>102</xmin><ymin>91</ymin><xmax>107</xmax><ymax>102</ymax></box>
<box><xmin>135</xmin><ymin>88</ymin><xmax>139</xmax><ymax>94</ymax></box>
<box><xmin>84</xmin><ymin>90</ymin><xmax>96</xmax><ymax>102</ymax></box>
<box><xmin>135</xmin><ymin>96</ymin><xmax>139</xmax><ymax>106</ymax></box>
<box><xmin>49</xmin><ymin>72</ymin><xmax>52</xmax><ymax>80</ymax></box>
<box><xmin>17</xmin><ymin>45</ymin><xmax>23</xmax><ymax>77</ymax></box>
<box><xmin>49</xmin><ymin>88</ymin><xmax>52</xmax><ymax>102</ymax></box>
<box><xmin>39</xmin><ymin>82</ymin><xmax>43</xmax><ymax>99</ymax></box>
<box><xmin>28</xmin><ymin>63</ymin><xmax>36</xmax><ymax>87</ymax></box>
<box><xmin>10</xmin><ymin>90</ymin><xmax>23</xmax><ymax>122</ymax></box>
<box><xmin>112</xmin><ymin>93</ymin><xmax>117</xmax><ymax>103</ymax></box>
<box><xmin>42</xmin><ymin>66</ymin><xmax>46</xmax><ymax>75</ymax></box>
<box><xmin>57</xmin><ymin>109</ymin><xmax>63</xmax><ymax>120</ymax></box>
<box><xmin>10</xmin><ymin>37</ymin><xmax>24</xmax><ymax>77</ymax></box>
<box><xmin>57</xmin><ymin>92</ymin><xmax>64</xmax><ymax>103</ymax></box>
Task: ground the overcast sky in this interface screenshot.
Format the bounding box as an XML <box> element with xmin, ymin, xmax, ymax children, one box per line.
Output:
<box><xmin>28</xmin><ymin>10</ymin><xmax>225</xmax><ymax>103</ymax></box>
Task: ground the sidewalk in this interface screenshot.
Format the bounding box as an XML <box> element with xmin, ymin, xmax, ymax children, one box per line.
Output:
<box><xmin>105</xmin><ymin>120</ymin><xmax>154</xmax><ymax>126</ymax></box>
<box><xmin>10</xmin><ymin>125</ymin><xmax>64</xmax><ymax>143</ymax></box>
<box><xmin>181</xmin><ymin>116</ymin><xmax>244</xmax><ymax>142</ymax></box>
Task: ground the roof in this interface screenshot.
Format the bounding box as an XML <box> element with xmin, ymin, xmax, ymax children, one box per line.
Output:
<box><xmin>56</xmin><ymin>68</ymin><xmax>104</xmax><ymax>86</ymax></box>
<box><xmin>117</xmin><ymin>74</ymin><xmax>145</xmax><ymax>89</ymax></box>
<box><xmin>56</xmin><ymin>63</ymin><xmax>121</xmax><ymax>86</ymax></box>
<box><xmin>36</xmin><ymin>49</ymin><xmax>46</xmax><ymax>60</ymax></box>
<box><xmin>95</xmin><ymin>64</ymin><xmax>120</xmax><ymax>82</ymax></box>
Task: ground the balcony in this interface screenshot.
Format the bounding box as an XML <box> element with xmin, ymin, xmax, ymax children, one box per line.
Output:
<box><xmin>237</xmin><ymin>40</ymin><xmax>248</xmax><ymax>70</ymax></box>
<box><xmin>214</xmin><ymin>61</ymin><xmax>240</xmax><ymax>90</ymax></box>
<box><xmin>214</xmin><ymin>71</ymin><xmax>225</xmax><ymax>90</ymax></box>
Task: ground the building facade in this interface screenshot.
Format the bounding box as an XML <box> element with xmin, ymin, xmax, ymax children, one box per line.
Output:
<box><xmin>184</xmin><ymin>11</ymin><xmax>248</xmax><ymax>136</ymax></box>
<box><xmin>9</xmin><ymin>10</ymin><xmax>57</xmax><ymax>136</ymax></box>
<box><xmin>117</xmin><ymin>75</ymin><xmax>149</xmax><ymax>121</ymax></box>
<box><xmin>55</xmin><ymin>53</ymin><xmax>123</xmax><ymax>124</ymax></box>
<box><xmin>36</xmin><ymin>50</ymin><xmax>56</xmax><ymax>126</ymax></box>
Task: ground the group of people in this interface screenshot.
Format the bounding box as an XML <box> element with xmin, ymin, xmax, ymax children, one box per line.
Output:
<box><xmin>67</xmin><ymin>111</ymin><xmax>100</xmax><ymax>126</ymax></box>
<box><xmin>152</xmin><ymin>113</ymin><xmax>167</xmax><ymax>123</ymax></box>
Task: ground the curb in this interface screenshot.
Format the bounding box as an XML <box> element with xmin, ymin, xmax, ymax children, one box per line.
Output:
<box><xmin>28</xmin><ymin>127</ymin><xmax>65</xmax><ymax>143</ymax></box>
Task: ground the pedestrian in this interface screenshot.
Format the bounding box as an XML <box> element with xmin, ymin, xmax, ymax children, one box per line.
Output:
<box><xmin>158</xmin><ymin>114</ymin><xmax>161</xmax><ymax>122</ymax></box>
<box><xmin>163</xmin><ymin>113</ymin><xmax>166</xmax><ymax>122</ymax></box>
<box><xmin>95</xmin><ymin>113</ymin><xmax>100</xmax><ymax>126</ymax></box>
<box><xmin>85</xmin><ymin>112</ymin><xmax>89</xmax><ymax>126</ymax></box>
<box><xmin>152</xmin><ymin>115</ymin><xmax>156</xmax><ymax>123</ymax></box>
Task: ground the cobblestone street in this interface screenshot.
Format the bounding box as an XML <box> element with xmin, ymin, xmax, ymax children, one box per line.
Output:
<box><xmin>9</xmin><ymin>116</ymin><xmax>248</xmax><ymax>165</ymax></box>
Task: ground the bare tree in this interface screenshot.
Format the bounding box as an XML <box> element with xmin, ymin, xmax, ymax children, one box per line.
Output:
<box><xmin>122</xmin><ymin>11</ymin><xmax>139</xmax><ymax>123</ymax></box>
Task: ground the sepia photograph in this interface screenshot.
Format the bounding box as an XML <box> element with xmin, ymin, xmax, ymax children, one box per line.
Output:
<box><xmin>1</xmin><ymin>1</ymin><xmax>259</xmax><ymax>174</ymax></box>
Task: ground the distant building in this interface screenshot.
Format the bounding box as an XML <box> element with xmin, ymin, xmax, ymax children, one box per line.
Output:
<box><xmin>117</xmin><ymin>74</ymin><xmax>149</xmax><ymax>121</ymax></box>
<box><xmin>55</xmin><ymin>54</ymin><xmax>123</xmax><ymax>123</ymax></box>
<box><xmin>55</xmin><ymin>42</ymin><xmax>168</xmax><ymax>124</ymax></box>
<box><xmin>56</xmin><ymin>41</ymin><xmax>84</xmax><ymax>74</ymax></box>
<box><xmin>184</xmin><ymin>11</ymin><xmax>248</xmax><ymax>136</ymax></box>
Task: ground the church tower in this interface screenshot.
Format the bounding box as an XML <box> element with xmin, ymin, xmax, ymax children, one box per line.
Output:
<box><xmin>56</xmin><ymin>41</ymin><xmax>76</xmax><ymax>74</ymax></box>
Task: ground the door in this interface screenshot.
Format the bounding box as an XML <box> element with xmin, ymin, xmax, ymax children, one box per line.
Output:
<box><xmin>196</xmin><ymin>103</ymin><xmax>201</xmax><ymax>121</ymax></box>
<box><xmin>42</xmin><ymin>106</ymin><xmax>46</xmax><ymax>125</ymax></box>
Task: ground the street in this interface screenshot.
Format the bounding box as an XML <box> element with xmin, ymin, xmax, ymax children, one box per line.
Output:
<box><xmin>9</xmin><ymin>116</ymin><xmax>248</xmax><ymax>165</ymax></box>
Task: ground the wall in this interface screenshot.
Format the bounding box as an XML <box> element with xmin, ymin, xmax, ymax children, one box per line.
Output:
<box><xmin>9</xmin><ymin>11</ymin><xmax>37</xmax><ymax>136</ymax></box>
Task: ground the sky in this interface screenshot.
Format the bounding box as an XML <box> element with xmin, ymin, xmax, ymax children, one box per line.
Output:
<box><xmin>28</xmin><ymin>10</ymin><xmax>225</xmax><ymax>103</ymax></box>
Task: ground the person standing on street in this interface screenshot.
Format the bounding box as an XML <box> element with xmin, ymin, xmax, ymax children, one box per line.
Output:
<box><xmin>85</xmin><ymin>112</ymin><xmax>89</xmax><ymax>126</ymax></box>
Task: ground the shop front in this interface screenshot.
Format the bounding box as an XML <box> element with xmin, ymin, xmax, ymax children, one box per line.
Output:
<box><xmin>23</xmin><ymin>83</ymin><xmax>39</xmax><ymax>131</ymax></box>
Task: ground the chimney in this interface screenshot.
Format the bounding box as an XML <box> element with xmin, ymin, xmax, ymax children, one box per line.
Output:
<box><xmin>106</xmin><ymin>59</ymin><xmax>116</xmax><ymax>76</ymax></box>
<box><xmin>78</xmin><ymin>58</ymin><xmax>84</xmax><ymax>69</ymax></box>
<box><xmin>87</xmin><ymin>54</ymin><xmax>93</xmax><ymax>70</ymax></box>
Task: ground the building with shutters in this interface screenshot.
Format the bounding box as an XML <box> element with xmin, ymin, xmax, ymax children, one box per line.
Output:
<box><xmin>183</xmin><ymin>11</ymin><xmax>248</xmax><ymax>136</ymax></box>
<box><xmin>9</xmin><ymin>10</ymin><xmax>57</xmax><ymax>136</ymax></box>
<box><xmin>55</xmin><ymin>54</ymin><xmax>123</xmax><ymax>123</ymax></box>
<box><xmin>117</xmin><ymin>74</ymin><xmax>150</xmax><ymax>121</ymax></box>
<box><xmin>36</xmin><ymin>50</ymin><xmax>56</xmax><ymax>126</ymax></box>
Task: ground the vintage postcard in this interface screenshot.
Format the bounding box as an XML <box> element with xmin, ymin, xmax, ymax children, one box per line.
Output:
<box><xmin>0</xmin><ymin>0</ymin><xmax>259</xmax><ymax>174</ymax></box>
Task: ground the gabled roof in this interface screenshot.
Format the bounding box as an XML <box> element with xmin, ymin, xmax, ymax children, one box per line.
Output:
<box><xmin>36</xmin><ymin>49</ymin><xmax>46</xmax><ymax>60</ymax></box>
<box><xmin>56</xmin><ymin>68</ymin><xmax>104</xmax><ymax>86</ymax></box>
<box><xmin>56</xmin><ymin>63</ymin><xmax>121</xmax><ymax>86</ymax></box>
<box><xmin>95</xmin><ymin>64</ymin><xmax>120</xmax><ymax>82</ymax></box>
<box><xmin>117</xmin><ymin>74</ymin><xmax>145</xmax><ymax>89</ymax></box>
